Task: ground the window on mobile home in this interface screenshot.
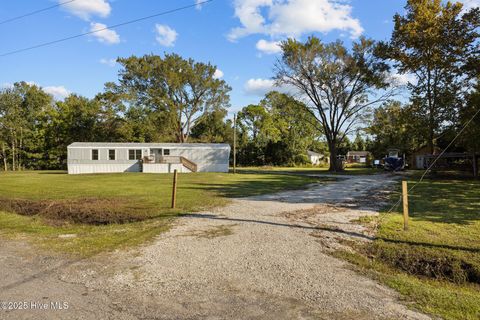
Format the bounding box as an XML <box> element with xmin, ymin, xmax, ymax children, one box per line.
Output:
<box><xmin>92</xmin><ymin>149</ymin><xmax>99</xmax><ymax>160</ymax></box>
<box><xmin>109</xmin><ymin>149</ymin><xmax>116</xmax><ymax>160</ymax></box>
<box><xmin>129</xmin><ymin>149</ymin><xmax>142</xmax><ymax>160</ymax></box>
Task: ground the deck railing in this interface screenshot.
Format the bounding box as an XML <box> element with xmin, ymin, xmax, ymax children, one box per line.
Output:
<box><xmin>143</xmin><ymin>155</ymin><xmax>197</xmax><ymax>172</ymax></box>
<box><xmin>180</xmin><ymin>156</ymin><xmax>197</xmax><ymax>172</ymax></box>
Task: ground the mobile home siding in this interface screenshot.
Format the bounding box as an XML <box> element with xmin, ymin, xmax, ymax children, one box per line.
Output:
<box><xmin>67</xmin><ymin>143</ymin><xmax>230</xmax><ymax>174</ymax></box>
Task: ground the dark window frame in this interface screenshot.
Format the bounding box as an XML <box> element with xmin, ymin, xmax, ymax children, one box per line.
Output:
<box><xmin>163</xmin><ymin>149</ymin><xmax>170</xmax><ymax>156</ymax></box>
<box><xmin>92</xmin><ymin>149</ymin><xmax>99</xmax><ymax>161</ymax></box>
<box><xmin>108</xmin><ymin>149</ymin><xmax>116</xmax><ymax>161</ymax></box>
<box><xmin>129</xmin><ymin>149</ymin><xmax>142</xmax><ymax>160</ymax></box>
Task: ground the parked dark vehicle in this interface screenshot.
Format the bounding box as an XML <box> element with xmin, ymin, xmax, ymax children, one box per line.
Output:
<box><xmin>384</xmin><ymin>149</ymin><xmax>406</xmax><ymax>171</ymax></box>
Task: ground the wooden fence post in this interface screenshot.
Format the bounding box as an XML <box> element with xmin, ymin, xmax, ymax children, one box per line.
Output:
<box><xmin>233</xmin><ymin>113</ymin><xmax>237</xmax><ymax>174</ymax></box>
<box><xmin>171</xmin><ymin>169</ymin><xmax>178</xmax><ymax>209</ymax></box>
<box><xmin>402</xmin><ymin>180</ymin><xmax>409</xmax><ymax>231</ymax></box>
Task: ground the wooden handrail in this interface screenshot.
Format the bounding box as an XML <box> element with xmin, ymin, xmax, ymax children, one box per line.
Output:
<box><xmin>180</xmin><ymin>156</ymin><xmax>197</xmax><ymax>172</ymax></box>
<box><xmin>145</xmin><ymin>155</ymin><xmax>197</xmax><ymax>172</ymax></box>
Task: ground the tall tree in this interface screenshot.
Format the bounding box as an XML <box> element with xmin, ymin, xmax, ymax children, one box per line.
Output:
<box><xmin>352</xmin><ymin>133</ymin><xmax>366</xmax><ymax>151</ymax></box>
<box><xmin>190</xmin><ymin>109</ymin><xmax>233</xmax><ymax>143</ymax></box>
<box><xmin>376</xmin><ymin>0</ymin><xmax>480</xmax><ymax>153</ymax></box>
<box><xmin>237</xmin><ymin>104</ymin><xmax>278</xmax><ymax>165</ymax></box>
<box><xmin>366</xmin><ymin>101</ymin><xmax>421</xmax><ymax>158</ymax></box>
<box><xmin>0</xmin><ymin>82</ymin><xmax>52</xmax><ymax>170</ymax></box>
<box><xmin>460</xmin><ymin>80</ymin><xmax>480</xmax><ymax>177</ymax></box>
<box><xmin>261</xmin><ymin>91</ymin><xmax>320</xmax><ymax>165</ymax></box>
<box><xmin>105</xmin><ymin>54</ymin><xmax>231</xmax><ymax>143</ymax></box>
<box><xmin>0</xmin><ymin>87</ymin><xmax>22</xmax><ymax>170</ymax></box>
<box><xmin>275</xmin><ymin>36</ymin><xmax>392</xmax><ymax>171</ymax></box>
<box><xmin>43</xmin><ymin>95</ymin><xmax>107</xmax><ymax>168</ymax></box>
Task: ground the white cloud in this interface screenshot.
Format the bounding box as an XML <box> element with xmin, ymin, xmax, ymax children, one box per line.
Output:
<box><xmin>100</xmin><ymin>58</ymin><xmax>117</xmax><ymax>67</ymax></box>
<box><xmin>61</xmin><ymin>0</ymin><xmax>111</xmax><ymax>20</ymax></box>
<box><xmin>459</xmin><ymin>0</ymin><xmax>480</xmax><ymax>11</ymax></box>
<box><xmin>90</xmin><ymin>22</ymin><xmax>120</xmax><ymax>44</ymax></box>
<box><xmin>390</xmin><ymin>70</ymin><xmax>417</xmax><ymax>86</ymax></box>
<box><xmin>244</xmin><ymin>78</ymin><xmax>281</xmax><ymax>96</ymax></box>
<box><xmin>44</xmin><ymin>86</ymin><xmax>71</xmax><ymax>100</ymax></box>
<box><xmin>256</xmin><ymin>39</ymin><xmax>282</xmax><ymax>54</ymax></box>
<box><xmin>229</xmin><ymin>0</ymin><xmax>363</xmax><ymax>42</ymax></box>
<box><xmin>1</xmin><ymin>82</ymin><xmax>14</xmax><ymax>89</ymax></box>
<box><xmin>213</xmin><ymin>69</ymin><xmax>224</xmax><ymax>79</ymax></box>
<box><xmin>1</xmin><ymin>82</ymin><xmax>70</xmax><ymax>100</ymax></box>
<box><xmin>155</xmin><ymin>24</ymin><xmax>178</xmax><ymax>47</ymax></box>
<box><xmin>195</xmin><ymin>0</ymin><xmax>205</xmax><ymax>9</ymax></box>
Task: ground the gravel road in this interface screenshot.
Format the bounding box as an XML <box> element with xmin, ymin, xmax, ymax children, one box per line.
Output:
<box><xmin>1</xmin><ymin>173</ymin><xmax>431</xmax><ymax>320</ymax></box>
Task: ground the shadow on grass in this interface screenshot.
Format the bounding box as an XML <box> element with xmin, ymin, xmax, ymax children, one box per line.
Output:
<box><xmin>377</xmin><ymin>237</ymin><xmax>480</xmax><ymax>253</ymax></box>
<box><xmin>179</xmin><ymin>175</ymin><xmax>321</xmax><ymax>199</ymax></box>
<box><xmin>38</xmin><ymin>171</ymin><xmax>68</xmax><ymax>175</ymax></box>
<box><xmin>181</xmin><ymin>213</ymin><xmax>374</xmax><ymax>240</ymax></box>
<box><xmin>408</xmin><ymin>180</ymin><xmax>480</xmax><ymax>225</ymax></box>
<box><xmin>234</xmin><ymin>168</ymin><xmax>382</xmax><ymax>176</ymax></box>
<box><xmin>182</xmin><ymin>213</ymin><xmax>480</xmax><ymax>253</ymax></box>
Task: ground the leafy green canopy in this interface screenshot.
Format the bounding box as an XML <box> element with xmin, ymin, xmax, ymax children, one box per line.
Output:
<box><xmin>236</xmin><ymin>91</ymin><xmax>322</xmax><ymax>166</ymax></box>
<box><xmin>275</xmin><ymin>36</ymin><xmax>392</xmax><ymax>171</ymax></box>
<box><xmin>376</xmin><ymin>0</ymin><xmax>480</xmax><ymax>153</ymax></box>
<box><xmin>104</xmin><ymin>53</ymin><xmax>231</xmax><ymax>143</ymax></box>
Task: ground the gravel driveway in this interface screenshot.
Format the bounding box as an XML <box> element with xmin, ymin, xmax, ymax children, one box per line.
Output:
<box><xmin>1</xmin><ymin>174</ymin><xmax>430</xmax><ymax>320</ymax></box>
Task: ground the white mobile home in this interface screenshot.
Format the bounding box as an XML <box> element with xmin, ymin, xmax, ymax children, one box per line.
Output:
<box><xmin>67</xmin><ymin>143</ymin><xmax>230</xmax><ymax>174</ymax></box>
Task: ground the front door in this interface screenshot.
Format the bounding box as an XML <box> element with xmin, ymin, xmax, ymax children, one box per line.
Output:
<box><xmin>150</xmin><ymin>149</ymin><xmax>163</xmax><ymax>162</ymax></box>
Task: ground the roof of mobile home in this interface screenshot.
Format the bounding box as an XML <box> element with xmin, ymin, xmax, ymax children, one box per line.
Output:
<box><xmin>68</xmin><ymin>142</ymin><xmax>230</xmax><ymax>149</ymax></box>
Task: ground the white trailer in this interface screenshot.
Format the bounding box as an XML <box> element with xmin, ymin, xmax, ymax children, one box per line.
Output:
<box><xmin>67</xmin><ymin>142</ymin><xmax>230</xmax><ymax>174</ymax></box>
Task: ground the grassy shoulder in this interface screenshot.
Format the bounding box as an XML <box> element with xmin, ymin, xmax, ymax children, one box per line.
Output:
<box><xmin>340</xmin><ymin>178</ymin><xmax>480</xmax><ymax>320</ymax></box>
<box><xmin>0</xmin><ymin>171</ymin><xmax>318</xmax><ymax>256</ymax></box>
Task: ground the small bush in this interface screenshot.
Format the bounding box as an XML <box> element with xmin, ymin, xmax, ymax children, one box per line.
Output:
<box><xmin>0</xmin><ymin>197</ymin><xmax>152</xmax><ymax>225</ymax></box>
<box><xmin>366</xmin><ymin>241</ymin><xmax>480</xmax><ymax>284</ymax></box>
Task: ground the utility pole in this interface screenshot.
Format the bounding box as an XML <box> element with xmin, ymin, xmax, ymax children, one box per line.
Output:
<box><xmin>233</xmin><ymin>113</ymin><xmax>237</xmax><ymax>174</ymax></box>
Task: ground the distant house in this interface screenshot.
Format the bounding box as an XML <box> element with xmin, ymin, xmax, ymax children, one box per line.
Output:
<box><xmin>346</xmin><ymin>151</ymin><xmax>371</xmax><ymax>164</ymax></box>
<box><xmin>410</xmin><ymin>145</ymin><xmax>441</xmax><ymax>169</ymax></box>
<box><xmin>307</xmin><ymin>150</ymin><xmax>327</xmax><ymax>165</ymax></box>
<box><xmin>67</xmin><ymin>142</ymin><xmax>230</xmax><ymax>174</ymax></box>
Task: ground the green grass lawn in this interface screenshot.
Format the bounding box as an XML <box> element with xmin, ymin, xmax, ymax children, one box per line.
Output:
<box><xmin>0</xmin><ymin>170</ymin><xmax>318</xmax><ymax>256</ymax></box>
<box><xmin>235</xmin><ymin>166</ymin><xmax>381</xmax><ymax>175</ymax></box>
<box><xmin>342</xmin><ymin>178</ymin><xmax>480</xmax><ymax>320</ymax></box>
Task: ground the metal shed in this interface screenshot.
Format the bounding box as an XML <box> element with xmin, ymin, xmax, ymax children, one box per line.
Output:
<box><xmin>67</xmin><ymin>142</ymin><xmax>231</xmax><ymax>174</ymax></box>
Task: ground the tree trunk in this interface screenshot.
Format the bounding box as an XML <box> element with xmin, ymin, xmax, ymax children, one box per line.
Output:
<box><xmin>328</xmin><ymin>142</ymin><xmax>342</xmax><ymax>172</ymax></box>
<box><xmin>427</xmin><ymin>121</ymin><xmax>435</xmax><ymax>154</ymax></box>
<box><xmin>19</xmin><ymin>127</ymin><xmax>23</xmax><ymax>171</ymax></box>
<box><xmin>1</xmin><ymin>143</ymin><xmax>7</xmax><ymax>171</ymax></box>
<box><xmin>473</xmin><ymin>152</ymin><xmax>478</xmax><ymax>179</ymax></box>
<box><xmin>11</xmin><ymin>140</ymin><xmax>16</xmax><ymax>171</ymax></box>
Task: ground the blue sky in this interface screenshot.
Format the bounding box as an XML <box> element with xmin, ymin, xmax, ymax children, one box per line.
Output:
<box><xmin>0</xmin><ymin>0</ymin><xmax>477</xmax><ymax>115</ymax></box>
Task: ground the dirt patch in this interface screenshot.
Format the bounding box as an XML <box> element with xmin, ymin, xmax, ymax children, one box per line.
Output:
<box><xmin>282</xmin><ymin>204</ymin><xmax>345</xmax><ymax>221</ymax></box>
<box><xmin>366</xmin><ymin>241</ymin><xmax>480</xmax><ymax>284</ymax></box>
<box><xmin>0</xmin><ymin>197</ymin><xmax>151</xmax><ymax>225</ymax></box>
<box><xmin>183</xmin><ymin>224</ymin><xmax>237</xmax><ymax>239</ymax></box>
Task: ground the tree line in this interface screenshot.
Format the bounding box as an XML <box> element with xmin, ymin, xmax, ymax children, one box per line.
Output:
<box><xmin>0</xmin><ymin>55</ymin><xmax>322</xmax><ymax>170</ymax></box>
<box><xmin>1</xmin><ymin>0</ymin><xmax>479</xmax><ymax>171</ymax></box>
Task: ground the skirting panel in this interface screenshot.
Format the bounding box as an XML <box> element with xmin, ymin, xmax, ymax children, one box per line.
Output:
<box><xmin>68</xmin><ymin>163</ymin><xmax>141</xmax><ymax>174</ymax></box>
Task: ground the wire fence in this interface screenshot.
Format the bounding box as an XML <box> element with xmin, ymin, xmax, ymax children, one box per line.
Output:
<box><xmin>374</xmin><ymin>106</ymin><xmax>480</xmax><ymax>232</ymax></box>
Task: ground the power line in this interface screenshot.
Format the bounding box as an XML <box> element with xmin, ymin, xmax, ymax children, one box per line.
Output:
<box><xmin>375</xmin><ymin>105</ymin><xmax>480</xmax><ymax>230</ymax></box>
<box><xmin>0</xmin><ymin>0</ymin><xmax>78</xmax><ymax>26</ymax></box>
<box><xmin>0</xmin><ymin>0</ymin><xmax>214</xmax><ymax>57</ymax></box>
